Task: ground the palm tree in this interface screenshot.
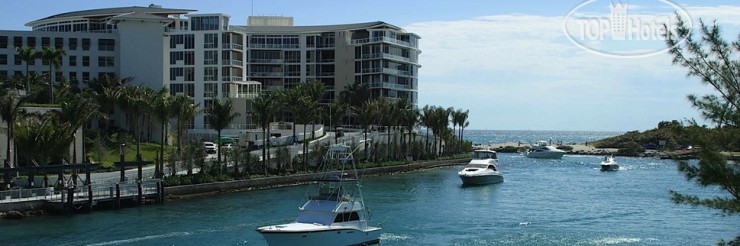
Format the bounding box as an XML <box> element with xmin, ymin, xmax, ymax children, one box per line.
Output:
<box><xmin>280</xmin><ymin>86</ymin><xmax>303</xmax><ymax>144</ymax></box>
<box><xmin>304</xmin><ymin>80</ymin><xmax>325</xmax><ymax>141</ymax></box>
<box><xmin>205</xmin><ymin>97</ymin><xmax>240</xmax><ymax>172</ymax></box>
<box><xmin>420</xmin><ymin>105</ymin><xmax>434</xmax><ymax>158</ymax></box>
<box><xmin>353</xmin><ymin>99</ymin><xmax>378</xmax><ymax>161</ymax></box>
<box><xmin>171</xmin><ymin>95</ymin><xmax>201</xmax><ymax>175</ymax></box>
<box><xmin>37</xmin><ymin>46</ymin><xmax>66</xmax><ymax>104</ymax></box>
<box><xmin>251</xmin><ymin>91</ymin><xmax>279</xmax><ymax>175</ymax></box>
<box><xmin>56</xmin><ymin>95</ymin><xmax>99</xmax><ymax>163</ymax></box>
<box><xmin>15</xmin><ymin>46</ymin><xmax>37</xmax><ymax>92</ymax></box>
<box><xmin>84</xmin><ymin>75</ymin><xmax>132</xmax><ymax>132</ymax></box>
<box><xmin>0</xmin><ymin>92</ymin><xmax>30</xmax><ymax>168</ymax></box>
<box><xmin>454</xmin><ymin>109</ymin><xmax>470</xmax><ymax>153</ymax></box>
<box><xmin>151</xmin><ymin>88</ymin><xmax>173</xmax><ymax>178</ymax></box>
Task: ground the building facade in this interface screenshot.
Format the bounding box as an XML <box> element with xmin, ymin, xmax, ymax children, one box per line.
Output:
<box><xmin>0</xmin><ymin>4</ymin><xmax>421</xmax><ymax>139</ymax></box>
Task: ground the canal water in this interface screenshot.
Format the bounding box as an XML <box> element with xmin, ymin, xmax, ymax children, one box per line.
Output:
<box><xmin>1</xmin><ymin>153</ymin><xmax>737</xmax><ymax>245</ymax></box>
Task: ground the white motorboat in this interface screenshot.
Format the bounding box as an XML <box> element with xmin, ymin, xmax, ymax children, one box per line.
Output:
<box><xmin>600</xmin><ymin>155</ymin><xmax>619</xmax><ymax>171</ymax></box>
<box><xmin>525</xmin><ymin>141</ymin><xmax>566</xmax><ymax>159</ymax></box>
<box><xmin>458</xmin><ymin>149</ymin><xmax>503</xmax><ymax>185</ymax></box>
<box><xmin>256</xmin><ymin>144</ymin><xmax>381</xmax><ymax>246</ymax></box>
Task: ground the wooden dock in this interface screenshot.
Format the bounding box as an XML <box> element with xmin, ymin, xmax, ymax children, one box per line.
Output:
<box><xmin>0</xmin><ymin>179</ymin><xmax>163</xmax><ymax>214</ymax></box>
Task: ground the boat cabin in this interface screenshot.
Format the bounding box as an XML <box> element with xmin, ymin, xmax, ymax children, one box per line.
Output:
<box><xmin>473</xmin><ymin>150</ymin><xmax>497</xmax><ymax>160</ymax></box>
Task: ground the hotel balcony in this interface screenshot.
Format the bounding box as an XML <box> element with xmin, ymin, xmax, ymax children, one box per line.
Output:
<box><xmin>350</xmin><ymin>36</ymin><xmax>415</xmax><ymax>49</ymax></box>
<box><xmin>222</xmin><ymin>59</ymin><xmax>244</xmax><ymax>66</ymax></box>
<box><xmin>221</xmin><ymin>76</ymin><xmax>243</xmax><ymax>81</ymax></box>
<box><xmin>222</xmin><ymin>43</ymin><xmax>244</xmax><ymax>50</ymax></box>
<box><xmin>361</xmin><ymin>53</ymin><xmax>417</xmax><ymax>64</ymax></box>
<box><xmin>250</xmin><ymin>72</ymin><xmax>284</xmax><ymax>77</ymax></box>
<box><xmin>250</xmin><ymin>44</ymin><xmax>300</xmax><ymax>49</ymax></box>
<box><xmin>249</xmin><ymin>59</ymin><xmax>284</xmax><ymax>64</ymax></box>
<box><xmin>367</xmin><ymin>82</ymin><xmax>412</xmax><ymax>90</ymax></box>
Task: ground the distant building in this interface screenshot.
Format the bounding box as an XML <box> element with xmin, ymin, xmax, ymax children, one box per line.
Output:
<box><xmin>0</xmin><ymin>4</ymin><xmax>421</xmax><ymax>140</ymax></box>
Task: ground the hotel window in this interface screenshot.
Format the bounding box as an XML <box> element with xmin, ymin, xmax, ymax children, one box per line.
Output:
<box><xmin>204</xmin><ymin>50</ymin><xmax>218</xmax><ymax>65</ymax></box>
<box><xmin>0</xmin><ymin>36</ymin><xmax>7</xmax><ymax>48</ymax></box>
<box><xmin>69</xmin><ymin>56</ymin><xmax>76</xmax><ymax>66</ymax></box>
<box><xmin>285</xmin><ymin>51</ymin><xmax>300</xmax><ymax>63</ymax></box>
<box><xmin>169</xmin><ymin>84</ymin><xmax>183</xmax><ymax>95</ymax></box>
<box><xmin>98</xmin><ymin>39</ymin><xmax>115</xmax><ymax>51</ymax></box>
<box><xmin>13</xmin><ymin>36</ymin><xmax>22</xmax><ymax>48</ymax></box>
<box><xmin>170</xmin><ymin>67</ymin><xmax>183</xmax><ymax>80</ymax></box>
<box><xmin>27</xmin><ymin>37</ymin><xmax>36</xmax><ymax>48</ymax></box>
<box><xmin>170</xmin><ymin>35</ymin><xmax>182</xmax><ymax>48</ymax></box>
<box><xmin>204</xmin><ymin>67</ymin><xmax>217</xmax><ymax>81</ymax></box>
<box><xmin>81</xmin><ymin>72</ymin><xmax>89</xmax><ymax>82</ymax></box>
<box><xmin>204</xmin><ymin>83</ymin><xmax>217</xmax><ymax>98</ymax></box>
<box><xmin>82</xmin><ymin>38</ymin><xmax>90</xmax><ymax>50</ymax></box>
<box><xmin>98</xmin><ymin>56</ymin><xmax>114</xmax><ymax>67</ymax></box>
<box><xmin>306</xmin><ymin>36</ymin><xmax>315</xmax><ymax>47</ymax></box>
<box><xmin>191</xmin><ymin>16</ymin><xmax>219</xmax><ymax>31</ymax></box>
<box><xmin>68</xmin><ymin>38</ymin><xmax>77</xmax><ymax>50</ymax></box>
<box><xmin>41</xmin><ymin>37</ymin><xmax>50</xmax><ymax>47</ymax></box>
<box><xmin>184</xmin><ymin>51</ymin><xmax>195</xmax><ymax>65</ymax></box>
<box><xmin>82</xmin><ymin>56</ymin><xmax>89</xmax><ymax>66</ymax></box>
<box><xmin>14</xmin><ymin>55</ymin><xmax>21</xmax><ymax>65</ymax></box>
<box><xmin>0</xmin><ymin>54</ymin><xmax>6</xmax><ymax>65</ymax></box>
<box><xmin>0</xmin><ymin>71</ymin><xmax>6</xmax><ymax>80</ymax></box>
<box><xmin>69</xmin><ymin>72</ymin><xmax>77</xmax><ymax>82</ymax></box>
<box><xmin>55</xmin><ymin>71</ymin><xmax>62</xmax><ymax>82</ymax></box>
<box><xmin>54</xmin><ymin>38</ymin><xmax>63</xmax><ymax>49</ymax></box>
<box><xmin>170</xmin><ymin>51</ymin><xmax>183</xmax><ymax>64</ymax></box>
<box><xmin>204</xmin><ymin>33</ymin><xmax>218</xmax><ymax>48</ymax></box>
<box><xmin>184</xmin><ymin>67</ymin><xmax>195</xmax><ymax>81</ymax></box>
<box><xmin>184</xmin><ymin>34</ymin><xmax>194</xmax><ymax>49</ymax></box>
<box><xmin>185</xmin><ymin>84</ymin><xmax>194</xmax><ymax>97</ymax></box>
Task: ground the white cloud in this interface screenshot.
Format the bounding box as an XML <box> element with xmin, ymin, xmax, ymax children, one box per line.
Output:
<box><xmin>405</xmin><ymin>7</ymin><xmax>736</xmax><ymax>131</ymax></box>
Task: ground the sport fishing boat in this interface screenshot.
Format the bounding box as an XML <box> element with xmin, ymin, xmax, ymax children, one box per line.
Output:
<box><xmin>600</xmin><ymin>155</ymin><xmax>619</xmax><ymax>171</ymax></box>
<box><xmin>525</xmin><ymin>141</ymin><xmax>566</xmax><ymax>159</ymax></box>
<box><xmin>458</xmin><ymin>149</ymin><xmax>503</xmax><ymax>185</ymax></box>
<box><xmin>256</xmin><ymin>144</ymin><xmax>381</xmax><ymax>246</ymax></box>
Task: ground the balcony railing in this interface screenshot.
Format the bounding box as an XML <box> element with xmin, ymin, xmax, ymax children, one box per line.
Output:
<box><xmin>250</xmin><ymin>72</ymin><xmax>284</xmax><ymax>77</ymax></box>
<box><xmin>350</xmin><ymin>36</ymin><xmax>413</xmax><ymax>47</ymax></box>
<box><xmin>222</xmin><ymin>76</ymin><xmax>243</xmax><ymax>81</ymax></box>
<box><xmin>250</xmin><ymin>44</ymin><xmax>300</xmax><ymax>49</ymax></box>
<box><xmin>222</xmin><ymin>43</ymin><xmax>244</xmax><ymax>50</ymax></box>
<box><xmin>250</xmin><ymin>59</ymin><xmax>284</xmax><ymax>63</ymax></box>
<box><xmin>367</xmin><ymin>82</ymin><xmax>412</xmax><ymax>90</ymax></box>
<box><xmin>362</xmin><ymin>53</ymin><xmax>414</xmax><ymax>63</ymax></box>
<box><xmin>222</xmin><ymin>59</ymin><xmax>243</xmax><ymax>66</ymax></box>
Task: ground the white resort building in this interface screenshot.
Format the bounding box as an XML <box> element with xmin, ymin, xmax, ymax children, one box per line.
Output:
<box><xmin>0</xmin><ymin>4</ymin><xmax>421</xmax><ymax>143</ymax></box>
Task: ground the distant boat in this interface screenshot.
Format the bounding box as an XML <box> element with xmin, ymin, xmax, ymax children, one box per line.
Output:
<box><xmin>458</xmin><ymin>149</ymin><xmax>503</xmax><ymax>185</ymax></box>
<box><xmin>256</xmin><ymin>144</ymin><xmax>381</xmax><ymax>246</ymax></box>
<box><xmin>525</xmin><ymin>141</ymin><xmax>566</xmax><ymax>159</ymax></box>
<box><xmin>600</xmin><ymin>155</ymin><xmax>619</xmax><ymax>171</ymax></box>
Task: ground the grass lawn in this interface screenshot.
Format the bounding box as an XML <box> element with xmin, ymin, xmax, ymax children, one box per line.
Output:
<box><xmin>94</xmin><ymin>142</ymin><xmax>173</xmax><ymax>169</ymax></box>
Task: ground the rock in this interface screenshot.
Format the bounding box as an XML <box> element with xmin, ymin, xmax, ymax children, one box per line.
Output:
<box><xmin>3</xmin><ymin>210</ymin><xmax>25</xmax><ymax>220</ymax></box>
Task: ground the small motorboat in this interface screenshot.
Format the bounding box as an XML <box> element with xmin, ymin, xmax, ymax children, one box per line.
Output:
<box><xmin>525</xmin><ymin>141</ymin><xmax>566</xmax><ymax>159</ymax></box>
<box><xmin>600</xmin><ymin>155</ymin><xmax>619</xmax><ymax>171</ymax></box>
<box><xmin>458</xmin><ymin>149</ymin><xmax>503</xmax><ymax>185</ymax></box>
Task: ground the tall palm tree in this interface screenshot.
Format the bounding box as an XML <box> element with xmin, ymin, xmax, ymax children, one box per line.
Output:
<box><xmin>454</xmin><ymin>109</ymin><xmax>469</xmax><ymax>153</ymax></box>
<box><xmin>304</xmin><ymin>80</ymin><xmax>325</xmax><ymax>141</ymax></box>
<box><xmin>151</xmin><ymin>88</ymin><xmax>173</xmax><ymax>178</ymax></box>
<box><xmin>353</xmin><ymin>99</ymin><xmax>378</xmax><ymax>161</ymax></box>
<box><xmin>84</xmin><ymin>75</ymin><xmax>132</xmax><ymax>132</ymax></box>
<box><xmin>15</xmin><ymin>46</ymin><xmax>37</xmax><ymax>92</ymax></box>
<box><xmin>0</xmin><ymin>92</ymin><xmax>30</xmax><ymax>168</ymax></box>
<box><xmin>56</xmin><ymin>95</ymin><xmax>99</xmax><ymax>163</ymax></box>
<box><xmin>37</xmin><ymin>46</ymin><xmax>66</xmax><ymax>104</ymax></box>
<box><xmin>205</xmin><ymin>97</ymin><xmax>240</xmax><ymax>172</ymax></box>
<box><xmin>251</xmin><ymin>91</ymin><xmax>279</xmax><ymax>175</ymax></box>
<box><xmin>280</xmin><ymin>86</ymin><xmax>303</xmax><ymax>144</ymax></box>
<box><xmin>171</xmin><ymin>95</ymin><xmax>201</xmax><ymax>175</ymax></box>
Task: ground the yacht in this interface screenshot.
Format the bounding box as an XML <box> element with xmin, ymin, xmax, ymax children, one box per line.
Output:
<box><xmin>600</xmin><ymin>155</ymin><xmax>619</xmax><ymax>171</ymax></box>
<box><xmin>458</xmin><ymin>149</ymin><xmax>503</xmax><ymax>185</ymax></box>
<box><xmin>256</xmin><ymin>144</ymin><xmax>381</xmax><ymax>246</ymax></box>
<box><xmin>525</xmin><ymin>141</ymin><xmax>566</xmax><ymax>159</ymax></box>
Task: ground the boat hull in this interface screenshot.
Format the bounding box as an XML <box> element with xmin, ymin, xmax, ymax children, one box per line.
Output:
<box><xmin>600</xmin><ymin>164</ymin><xmax>619</xmax><ymax>171</ymax></box>
<box><xmin>526</xmin><ymin>152</ymin><xmax>565</xmax><ymax>159</ymax></box>
<box><xmin>258</xmin><ymin>227</ymin><xmax>382</xmax><ymax>246</ymax></box>
<box><xmin>458</xmin><ymin>174</ymin><xmax>504</xmax><ymax>185</ymax></box>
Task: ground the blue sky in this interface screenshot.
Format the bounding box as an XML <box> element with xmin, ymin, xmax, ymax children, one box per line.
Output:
<box><xmin>3</xmin><ymin>0</ymin><xmax>739</xmax><ymax>131</ymax></box>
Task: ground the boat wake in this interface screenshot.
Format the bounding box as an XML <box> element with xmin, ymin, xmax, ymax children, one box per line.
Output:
<box><xmin>380</xmin><ymin>232</ymin><xmax>412</xmax><ymax>242</ymax></box>
<box><xmin>590</xmin><ymin>236</ymin><xmax>659</xmax><ymax>244</ymax></box>
<box><xmin>83</xmin><ymin>231</ymin><xmax>192</xmax><ymax>246</ymax></box>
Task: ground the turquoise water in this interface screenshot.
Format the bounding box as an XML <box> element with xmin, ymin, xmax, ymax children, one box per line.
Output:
<box><xmin>1</xmin><ymin>154</ymin><xmax>737</xmax><ymax>245</ymax></box>
<box><xmin>1</xmin><ymin>131</ymin><xmax>737</xmax><ymax>245</ymax></box>
<box><xmin>464</xmin><ymin>130</ymin><xmax>624</xmax><ymax>145</ymax></box>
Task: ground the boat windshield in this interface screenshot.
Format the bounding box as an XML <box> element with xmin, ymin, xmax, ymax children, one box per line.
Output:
<box><xmin>465</xmin><ymin>163</ymin><xmax>490</xmax><ymax>169</ymax></box>
<box><xmin>473</xmin><ymin>151</ymin><xmax>497</xmax><ymax>160</ymax></box>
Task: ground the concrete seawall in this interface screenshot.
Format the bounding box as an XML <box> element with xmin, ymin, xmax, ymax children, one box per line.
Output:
<box><xmin>165</xmin><ymin>159</ymin><xmax>468</xmax><ymax>197</ymax></box>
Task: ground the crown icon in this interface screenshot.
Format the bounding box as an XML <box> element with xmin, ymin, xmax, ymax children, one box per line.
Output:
<box><xmin>610</xmin><ymin>1</ymin><xmax>628</xmax><ymax>40</ymax></box>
